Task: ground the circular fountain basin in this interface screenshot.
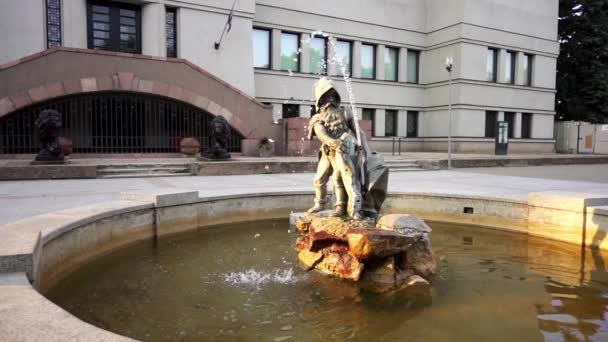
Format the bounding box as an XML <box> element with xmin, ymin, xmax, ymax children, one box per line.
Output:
<box><xmin>46</xmin><ymin>218</ymin><xmax>608</xmax><ymax>341</ymax></box>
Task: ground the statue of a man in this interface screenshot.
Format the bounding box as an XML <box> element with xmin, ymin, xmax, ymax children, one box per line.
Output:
<box><xmin>307</xmin><ymin>77</ymin><xmax>363</xmax><ymax>220</ymax></box>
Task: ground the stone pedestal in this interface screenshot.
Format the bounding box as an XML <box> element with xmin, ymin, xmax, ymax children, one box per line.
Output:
<box><xmin>293</xmin><ymin>212</ymin><xmax>436</xmax><ymax>293</ymax></box>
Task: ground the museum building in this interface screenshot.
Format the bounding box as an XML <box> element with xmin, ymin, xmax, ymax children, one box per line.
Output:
<box><xmin>0</xmin><ymin>0</ymin><xmax>559</xmax><ymax>156</ymax></box>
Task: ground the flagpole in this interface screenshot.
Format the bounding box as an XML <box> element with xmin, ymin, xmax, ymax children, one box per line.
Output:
<box><xmin>214</xmin><ymin>0</ymin><xmax>238</xmax><ymax>50</ymax></box>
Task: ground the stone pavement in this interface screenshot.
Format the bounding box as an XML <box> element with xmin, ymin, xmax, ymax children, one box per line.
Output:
<box><xmin>1</xmin><ymin>164</ymin><xmax>608</xmax><ymax>225</ymax></box>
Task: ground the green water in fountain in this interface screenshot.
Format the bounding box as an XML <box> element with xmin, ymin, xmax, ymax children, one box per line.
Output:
<box><xmin>47</xmin><ymin>219</ymin><xmax>608</xmax><ymax>341</ymax></box>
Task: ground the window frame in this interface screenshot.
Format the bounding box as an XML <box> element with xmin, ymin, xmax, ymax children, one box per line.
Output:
<box><xmin>523</xmin><ymin>53</ymin><xmax>533</xmax><ymax>86</ymax></box>
<box><xmin>86</xmin><ymin>0</ymin><xmax>142</xmax><ymax>54</ymax></box>
<box><xmin>281</xmin><ymin>104</ymin><xmax>300</xmax><ymax>119</ymax></box>
<box><xmin>280</xmin><ymin>31</ymin><xmax>301</xmax><ymax>72</ymax></box>
<box><xmin>46</xmin><ymin>0</ymin><xmax>62</xmax><ymax>48</ymax></box>
<box><xmin>309</xmin><ymin>36</ymin><xmax>328</xmax><ymax>75</ymax></box>
<box><xmin>252</xmin><ymin>27</ymin><xmax>272</xmax><ymax>70</ymax></box>
<box><xmin>384</xmin><ymin>46</ymin><xmax>399</xmax><ymax>82</ymax></box>
<box><xmin>485</xmin><ymin>111</ymin><xmax>498</xmax><ymax>138</ymax></box>
<box><xmin>360</xmin><ymin>43</ymin><xmax>376</xmax><ymax>80</ymax></box>
<box><xmin>362</xmin><ymin>108</ymin><xmax>376</xmax><ymax>137</ymax></box>
<box><xmin>407</xmin><ymin>111</ymin><xmax>419</xmax><ymax>138</ymax></box>
<box><xmin>521</xmin><ymin>113</ymin><xmax>533</xmax><ymax>139</ymax></box>
<box><xmin>384</xmin><ymin>109</ymin><xmax>398</xmax><ymax>137</ymax></box>
<box><xmin>505</xmin><ymin>51</ymin><xmax>516</xmax><ymax>84</ymax></box>
<box><xmin>165</xmin><ymin>7</ymin><xmax>177</xmax><ymax>58</ymax></box>
<box><xmin>487</xmin><ymin>48</ymin><xmax>498</xmax><ymax>82</ymax></box>
<box><xmin>406</xmin><ymin>50</ymin><xmax>420</xmax><ymax>84</ymax></box>
<box><xmin>335</xmin><ymin>39</ymin><xmax>353</xmax><ymax>77</ymax></box>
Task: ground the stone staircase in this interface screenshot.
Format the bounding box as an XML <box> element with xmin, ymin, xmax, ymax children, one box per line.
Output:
<box><xmin>384</xmin><ymin>160</ymin><xmax>426</xmax><ymax>172</ymax></box>
<box><xmin>97</xmin><ymin>163</ymin><xmax>193</xmax><ymax>178</ymax></box>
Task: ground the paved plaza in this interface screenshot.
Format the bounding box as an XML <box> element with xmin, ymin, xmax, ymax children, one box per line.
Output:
<box><xmin>1</xmin><ymin>164</ymin><xmax>608</xmax><ymax>225</ymax></box>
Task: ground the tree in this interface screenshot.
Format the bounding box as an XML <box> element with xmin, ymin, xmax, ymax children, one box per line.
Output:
<box><xmin>557</xmin><ymin>0</ymin><xmax>608</xmax><ymax>123</ymax></box>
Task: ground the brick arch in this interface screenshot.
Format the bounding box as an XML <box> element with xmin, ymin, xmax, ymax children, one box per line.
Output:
<box><xmin>0</xmin><ymin>48</ymin><xmax>275</xmax><ymax>141</ymax></box>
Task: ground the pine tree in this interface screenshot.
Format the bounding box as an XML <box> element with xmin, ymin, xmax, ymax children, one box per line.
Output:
<box><xmin>557</xmin><ymin>0</ymin><xmax>608</xmax><ymax>123</ymax></box>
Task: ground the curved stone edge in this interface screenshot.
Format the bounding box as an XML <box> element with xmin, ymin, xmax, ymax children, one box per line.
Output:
<box><xmin>0</xmin><ymin>189</ymin><xmax>606</xmax><ymax>341</ymax></box>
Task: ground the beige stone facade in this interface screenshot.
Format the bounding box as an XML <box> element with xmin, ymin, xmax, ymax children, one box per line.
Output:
<box><xmin>0</xmin><ymin>0</ymin><xmax>559</xmax><ymax>153</ymax></box>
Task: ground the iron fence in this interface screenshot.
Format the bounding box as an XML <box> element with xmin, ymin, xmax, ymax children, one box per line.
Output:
<box><xmin>0</xmin><ymin>92</ymin><xmax>242</xmax><ymax>154</ymax></box>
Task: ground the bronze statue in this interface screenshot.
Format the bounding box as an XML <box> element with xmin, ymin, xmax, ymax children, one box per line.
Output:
<box><xmin>204</xmin><ymin>115</ymin><xmax>231</xmax><ymax>160</ymax></box>
<box><xmin>34</xmin><ymin>109</ymin><xmax>64</xmax><ymax>162</ymax></box>
<box><xmin>307</xmin><ymin>77</ymin><xmax>389</xmax><ymax>220</ymax></box>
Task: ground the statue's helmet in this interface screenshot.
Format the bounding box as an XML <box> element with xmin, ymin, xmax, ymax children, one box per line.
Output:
<box><xmin>313</xmin><ymin>77</ymin><xmax>341</xmax><ymax>112</ymax></box>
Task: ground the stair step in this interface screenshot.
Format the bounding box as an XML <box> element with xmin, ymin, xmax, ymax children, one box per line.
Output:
<box><xmin>98</xmin><ymin>167</ymin><xmax>189</xmax><ymax>174</ymax></box>
<box><xmin>389</xmin><ymin>168</ymin><xmax>426</xmax><ymax>172</ymax></box>
<box><xmin>97</xmin><ymin>164</ymin><xmax>190</xmax><ymax>169</ymax></box>
<box><xmin>100</xmin><ymin>172</ymin><xmax>192</xmax><ymax>179</ymax></box>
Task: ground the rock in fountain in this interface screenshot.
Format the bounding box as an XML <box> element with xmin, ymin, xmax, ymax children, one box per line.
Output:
<box><xmin>293</xmin><ymin>212</ymin><xmax>436</xmax><ymax>293</ymax></box>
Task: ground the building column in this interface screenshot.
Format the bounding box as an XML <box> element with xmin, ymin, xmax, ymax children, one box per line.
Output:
<box><xmin>374</xmin><ymin>109</ymin><xmax>386</xmax><ymax>137</ymax></box>
<box><xmin>514</xmin><ymin>112</ymin><xmax>522</xmax><ymax>138</ymax></box>
<box><xmin>497</xmin><ymin>49</ymin><xmax>508</xmax><ymax>83</ymax></box>
<box><xmin>299</xmin><ymin>33</ymin><xmax>310</xmax><ymax>74</ymax></box>
<box><xmin>515</xmin><ymin>51</ymin><xmax>525</xmax><ymax>85</ymax></box>
<box><xmin>62</xmin><ymin>0</ymin><xmax>87</xmax><ymax>48</ymax></box>
<box><xmin>272</xmin><ymin>103</ymin><xmax>282</xmax><ymax>121</ymax></box>
<box><xmin>376</xmin><ymin>44</ymin><xmax>385</xmax><ymax>81</ymax></box>
<box><xmin>327</xmin><ymin>37</ymin><xmax>337</xmax><ymax>75</ymax></box>
<box><xmin>142</xmin><ymin>3</ymin><xmax>166</xmax><ymax>57</ymax></box>
<box><xmin>271</xmin><ymin>29</ymin><xmax>282</xmax><ymax>71</ymax></box>
<box><xmin>498</xmin><ymin>111</ymin><xmax>505</xmax><ymax>121</ymax></box>
<box><xmin>352</xmin><ymin>41</ymin><xmax>362</xmax><ymax>78</ymax></box>
<box><xmin>397</xmin><ymin>110</ymin><xmax>408</xmax><ymax>137</ymax></box>
<box><xmin>398</xmin><ymin>47</ymin><xmax>408</xmax><ymax>82</ymax></box>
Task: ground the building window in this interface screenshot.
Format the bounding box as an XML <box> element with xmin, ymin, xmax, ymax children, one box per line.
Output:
<box><xmin>485</xmin><ymin>111</ymin><xmax>498</xmax><ymax>138</ymax></box>
<box><xmin>385</xmin><ymin>110</ymin><xmax>397</xmax><ymax>137</ymax></box>
<box><xmin>362</xmin><ymin>108</ymin><xmax>375</xmax><ymax>137</ymax></box>
<box><xmin>521</xmin><ymin>113</ymin><xmax>532</xmax><ymax>138</ymax></box>
<box><xmin>487</xmin><ymin>48</ymin><xmax>498</xmax><ymax>82</ymax></box>
<box><xmin>87</xmin><ymin>1</ymin><xmax>142</xmax><ymax>54</ymax></box>
<box><xmin>523</xmin><ymin>54</ymin><xmax>533</xmax><ymax>86</ymax></box>
<box><xmin>504</xmin><ymin>112</ymin><xmax>515</xmax><ymax>138</ymax></box>
<box><xmin>282</xmin><ymin>104</ymin><xmax>299</xmax><ymax>119</ymax></box>
<box><xmin>281</xmin><ymin>32</ymin><xmax>300</xmax><ymax>72</ymax></box>
<box><xmin>46</xmin><ymin>0</ymin><xmax>62</xmax><ymax>48</ymax></box>
<box><xmin>407</xmin><ymin>111</ymin><xmax>419</xmax><ymax>137</ymax></box>
<box><xmin>165</xmin><ymin>7</ymin><xmax>177</xmax><ymax>58</ymax></box>
<box><xmin>360</xmin><ymin>44</ymin><xmax>375</xmax><ymax>79</ymax></box>
<box><xmin>407</xmin><ymin>50</ymin><xmax>419</xmax><ymax>84</ymax></box>
<box><xmin>310</xmin><ymin>37</ymin><xmax>327</xmax><ymax>75</ymax></box>
<box><xmin>335</xmin><ymin>40</ymin><xmax>352</xmax><ymax>77</ymax></box>
<box><xmin>505</xmin><ymin>51</ymin><xmax>515</xmax><ymax>84</ymax></box>
<box><xmin>253</xmin><ymin>28</ymin><xmax>271</xmax><ymax>69</ymax></box>
<box><xmin>385</xmin><ymin>47</ymin><xmax>398</xmax><ymax>82</ymax></box>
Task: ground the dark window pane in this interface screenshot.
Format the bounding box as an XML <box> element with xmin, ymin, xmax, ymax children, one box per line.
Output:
<box><xmin>282</xmin><ymin>104</ymin><xmax>299</xmax><ymax>119</ymax></box>
<box><xmin>93</xmin><ymin>30</ymin><xmax>110</xmax><ymax>39</ymax></box>
<box><xmin>522</xmin><ymin>113</ymin><xmax>532</xmax><ymax>138</ymax></box>
<box><xmin>485</xmin><ymin>111</ymin><xmax>498</xmax><ymax>138</ymax></box>
<box><xmin>92</xmin><ymin>5</ymin><xmax>109</xmax><ymax>14</ymax></box>
<box><xmin>165</xmin><ymin>8</ymin><xmax>177</xmax><ymax>57</ymax></box>
<box><xmin>120</xmin><ymin>17</ymin><xmax>135</xmax><ymax>26</ymax></box>
<box><xmin>120</xmin><ymin>9</ymin><xmax>136</xmax><ymax>17</ymax></box>
<box><xmin>487</xmin><ymin>48</ymin><xmax>497</xmax><ymax>82</ymax></box>
<box><xmin>385</xmin><ymin>47</ymin><xmax>398</xmax><ymax>81</ymax></box>
<box><xmin>505</xmin><ymin>52</ymin><xmax>515</xmax><ymax>84</ymax></box>
<box><xmin>93</xmin><ymin>13</ymin><xmax>109</xmax><ymax>22</ymax></box>
<box><xmin>93</xmin><ymin>22</ymin><xmax>110</xmax><ymax>30</ymax></box>
<box><xmin>335</xmin><ymin>40</ymin><xmax>352</xmax><ymax>77</ymax></box>
<box><xmin>93</xmin><ymin>39</ymin><xmax>109</xmax><ymax>48</ymax></box>
<box><xmin>385</xmin><ymin>110</ymin><xmax>397</xmax><ymax>136</ymax></box>
<box><xmin>504</xmin><ymin>112</ymin><xmax>515</xmax><ymax>138</ymax></box>
<box><xmin>46</xmin><ymin>0</ymin><xmax>62</xmax><ymax>48</ymax></box>
<box><xmin>407</xmin><ymin>111</ymin><xmax>418</xmax><ymax>137</ymax></box>
<box><xmin>120</xmin><ymin>26</ymin><xmax>136</xmax><ymax>34</ymax></box>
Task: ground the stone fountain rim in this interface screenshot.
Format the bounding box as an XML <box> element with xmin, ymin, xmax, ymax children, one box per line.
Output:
<box><xmin>0</xmin><ymin>189</ymin><xmax>607</xmax><ymax>341</ymax></box>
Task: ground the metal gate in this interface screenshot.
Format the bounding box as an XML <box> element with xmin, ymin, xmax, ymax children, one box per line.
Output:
<box><xmin>0</xmin><ymin>92</ymin><xmax>242</xmax><ymax>154</ymax></box>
